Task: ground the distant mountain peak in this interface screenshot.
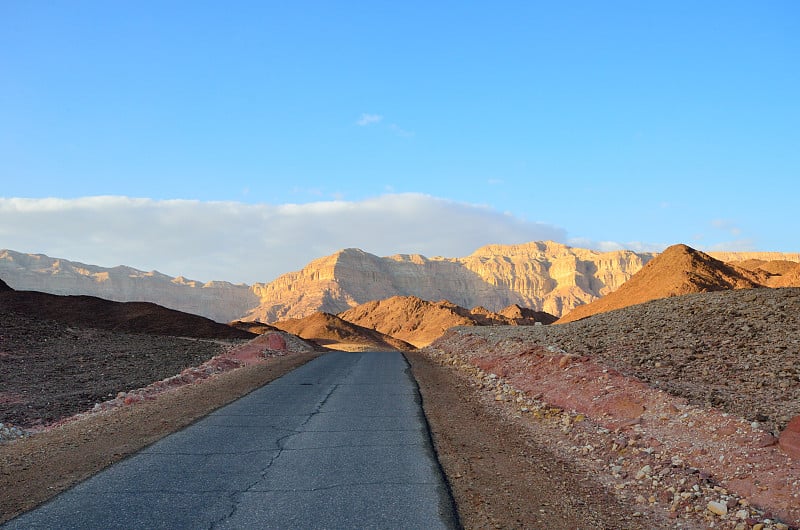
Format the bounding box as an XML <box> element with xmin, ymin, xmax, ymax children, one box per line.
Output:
<box><xmin>557</xmin><ymin>244</ymin><xmax>765</xmax><ymax>323</ymax></box>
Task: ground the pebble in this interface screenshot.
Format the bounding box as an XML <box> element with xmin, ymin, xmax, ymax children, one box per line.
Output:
<box><xmin>0</xmin><ymin>422</ymin><xmax>28</xmax><ymax>442</ymax></box>
<box><xmin>706</xmin><ymin>500</ymin><xmax>728</xmax><ymax>516</ymax></box>
<box><xmin>635</xmin><ymin>465</ymin><xmax>652</xmax><ymax>480</ymax></box>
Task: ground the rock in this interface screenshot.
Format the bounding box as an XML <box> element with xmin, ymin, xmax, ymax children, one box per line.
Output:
<box><xmin>267</xmin><ymin>332</ymin><xmax>287</xmax><ymax>351</ymax></box>
<box><xmin>778</xmin><ymin>415</ymin><xmax>800</xmax><ymax>459</ymax></box>
<box><xmin>707</xmin><ymin>501</ymin><xmax>728</xmax><ymax>516</ymax></box>
<box><xmin>0</xmin><ymin>250</ymin><xmax>258</xmax><ymax>322</ymax></box>
<box><xmin>242</xmin><ymin>242</ymin><xmax>658</xmax><ymax>321</ymax></box>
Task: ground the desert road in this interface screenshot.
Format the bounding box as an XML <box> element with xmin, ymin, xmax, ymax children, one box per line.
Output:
<box><xmin>4</xmin><ymin>351</ymin><xmax>459</xmax><ymax>529</ymax></box>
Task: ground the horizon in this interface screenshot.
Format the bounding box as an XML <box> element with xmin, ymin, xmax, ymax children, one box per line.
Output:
<box><xmin>2</xmin><ymin>2</ymin><xmax>798</xmax><ymax>283</ymax></box>
<box><xmin>4</xmin><ymin>239</ymin><xmax>800</xmax><ymax>288</ymax></box>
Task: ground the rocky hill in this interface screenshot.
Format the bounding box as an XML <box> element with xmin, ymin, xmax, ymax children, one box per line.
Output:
<box><xmin>4</xmin><ymin>244</ymin><xmax>799</xmax><ymax>324</ymax></box>
<box><xmin>271</xmin><ymin>312</ymin><xmax>415</xmax><ymax>351</ymax></box>
<box><xmin>336</xmin><ymin>295</ymin><xmax>554</xmax><ymax>347</ymax></box>
<box><xmin>733</xmin><ymin>259</ymin><xmax>800</xmax><ymax>287</ymax></box>
<box><xmin>424</xmin><ymin>286</ymin><xmax>800</xmax><ymax>526</ymax></box>
<box><xmin>557</xmin><ymin>244</ymin><xmax>796</xmax><ymax>323</ymax></box>
<box><xmin>0</xmin><ymin>281</ymin><xmax>255</xmax><ymax>340</ymax></box>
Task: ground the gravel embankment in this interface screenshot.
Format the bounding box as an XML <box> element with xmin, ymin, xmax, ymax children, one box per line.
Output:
<box><xmin>468</xmin><ymin>287</ymin><xmax>800</xmax><ymax>435</ymax></box>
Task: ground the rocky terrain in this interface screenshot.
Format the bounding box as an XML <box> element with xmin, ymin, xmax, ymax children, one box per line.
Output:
<box><xmin>270</xmin><ymin>311</ymin><xmax>415</xmax><ymax>351</ymax></box>
<box><xmin>423</xmin><ymin>286</ymin><xmax>800</xmax><ymax>527</ymax></box>
<box><xmin>244</xmin><ymin>242</ymin><xmax>658</xmax><ymax>321</ymax></box>
<box><xmin>4</xmin><ymin>243</ymin><xmax>800</xmax><ymax>528</ymax></box>
<box><xmin>338</xmin><ymin>295</ymin><xmax>555</xmax><ymax>347</ymax></box>
<box><xmin>557</xmin><ymin>244</ymin><xmax>782</xmax><ymax>323</ymax></box>
<box><xmin>0</xmin><ymin>249</ymin><xmax>259</xmax><ymax>323</ymax></box>
<box><xmin>5</xmin><ymin>243</ymin><xmax>799</xmax><ymax>325</ymax></box>
<box><xmin>0</xmin><ymin>280</ymin><xmax>322</xmax><ymax>430</ymax></box>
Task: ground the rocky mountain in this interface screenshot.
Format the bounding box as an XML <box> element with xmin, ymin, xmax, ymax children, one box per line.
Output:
<box><xmin>0</xmin><ymin>250</ymin><xmax>259</xmax><ymax>323</ymax></box>
<box><xmin>271</xmin><ymin>312</ymin><xmax>415</xmax><ymax>352</ymax></box>
<box><xmin>244</xmin><ymin>241</ymin><xmax>658</xmax><ymax>322</ymax></box>
<box><xmin>4</xmin><ymin>243</ymin><xmax>798</xmax><ymax>324</ymax></box>
<box><xmin>557</xmin><ymin>244</ymin><xmax>767</xmax><ymax>323</ymax></box>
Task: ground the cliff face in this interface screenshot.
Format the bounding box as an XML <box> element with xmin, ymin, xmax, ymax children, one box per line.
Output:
<box><xmin>5</xmin><ymin>243</ymin><xmax>798</xmax><ymax>324</ymax></box>
<box><xmin>244</xmin><ymin>242</ymin><xmax>658</xmax><ymax>322</ymax></box>
<box><xmin>0</xmin><ymin>250</ymin><xmax>259</xmax><ymax>323</ymax></box>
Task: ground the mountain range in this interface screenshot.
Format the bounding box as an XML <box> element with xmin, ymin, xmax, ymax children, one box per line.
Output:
<box><xmin>2</xmin><ymin>243</ymin><xmax>799</xmax><ymax>324</ymax></box>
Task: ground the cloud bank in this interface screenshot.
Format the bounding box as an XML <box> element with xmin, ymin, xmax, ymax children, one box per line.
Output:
<box><xmin>0</xmin><ymin>194</ymin><xmax>567</xmax><ymax>284</ymax></box>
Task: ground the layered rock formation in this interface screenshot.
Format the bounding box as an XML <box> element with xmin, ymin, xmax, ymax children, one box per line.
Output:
<box><xmin>0</xmin><ymin>250</ymin><xmax>259</xmax><ymax>323</ymax></box>
<box><xmin>4</xmin><ymin>243</ymin><xmax>799</xmax><ymax>324</ymax></box>
<box><xmin>244</xmin><ymin>242</ymin><xmax>658</xmax><ymax>322</ymax></box>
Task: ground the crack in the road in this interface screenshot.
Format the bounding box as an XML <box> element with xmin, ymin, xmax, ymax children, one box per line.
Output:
<box><xmin>209</xmin><ymin>381</ymin><xmax>343</xmax><ymax>529</ymax></box>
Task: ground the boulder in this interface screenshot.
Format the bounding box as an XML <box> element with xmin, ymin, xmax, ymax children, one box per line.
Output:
<box><xmin>267</xmin><ymin>332</ymin><xmax>287</xmax><ymax>351</ymax></box>
<box><xmin>778</xmin><ymin>415</ymin><xmax>800</xmax><ymax>460</ymax></box>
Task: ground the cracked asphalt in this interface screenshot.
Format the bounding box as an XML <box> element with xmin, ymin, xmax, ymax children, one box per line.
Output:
<box><xmin>3</xmin><ymin>351</ymin><xmax>459</xmax><ymax>529</ymax></box>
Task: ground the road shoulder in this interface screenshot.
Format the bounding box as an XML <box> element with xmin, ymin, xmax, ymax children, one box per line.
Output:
<box><xmin>406</xmin><ymin>350</ymin><xmax>649</xmax><ymax>529</ymax></box>
<box><xmin>0</xmin><ymin>352</ymin><xmax>321</xmax><ymax>524</ymax></box>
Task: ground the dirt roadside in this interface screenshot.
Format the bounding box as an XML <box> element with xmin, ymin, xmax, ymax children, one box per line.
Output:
<box><xmin>406</xmin><ymin>350</ymin><xmax>654</xmax><ymax>530</ymax></box>
<box><xmin>0</xmin><ymin>352</ymin><xmax>320</xmax><ymax>524</ymax></box>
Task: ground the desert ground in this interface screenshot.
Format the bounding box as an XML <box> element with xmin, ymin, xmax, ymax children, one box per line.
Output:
<box><xmin>1</xmin><ymin>281</ymin><xmax>799</xmax><ymax>528</ymax></box>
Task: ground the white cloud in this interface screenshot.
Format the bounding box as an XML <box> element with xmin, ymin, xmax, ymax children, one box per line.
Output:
<box><xmin>356</xmin><ymin>113</ymin><xmax>383</xmax><ymax>126</ymax></box>
<box><xmin>0</xmin><ymin>194</ymin><xmax>567</xmax><ymax>284</ymax></box>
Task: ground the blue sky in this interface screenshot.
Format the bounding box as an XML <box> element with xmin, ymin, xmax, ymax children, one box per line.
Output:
<box><xmin>1</xmin><ymin>2</ymin><xmax>798</xmax><ymax>283</ymax></box>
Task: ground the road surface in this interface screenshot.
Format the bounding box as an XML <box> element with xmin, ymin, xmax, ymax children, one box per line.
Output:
<box><xmin>4</xmin><ymin>351</ymin><xmax>459</xmax><ymax>529</ymax></box>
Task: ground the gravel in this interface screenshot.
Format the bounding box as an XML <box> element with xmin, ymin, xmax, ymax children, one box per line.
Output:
<box><xmin>458</xmin><ymin>287</ymin><xmax>800</xmax><ymax>435</ymax></box>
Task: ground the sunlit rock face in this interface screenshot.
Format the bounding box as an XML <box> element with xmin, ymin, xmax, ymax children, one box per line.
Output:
<box><xmin>5</xmin><ymin>243</ymin><xmax>797</xmax><ymax>325</ymax></box>
<box><xmin>0</xmin><ymin>250</ymin><xmax>259</xmax><ymax>323</ymax></box>
<box><xmin>244</xmin><ymin>242</ymin><xmax>658</xmax><ymax>322</ymax></box>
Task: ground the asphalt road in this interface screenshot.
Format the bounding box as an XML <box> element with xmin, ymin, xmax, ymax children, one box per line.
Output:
<box><xmin>4</xmin><ymin>351</ymin><xmax>459</xmax><ymax>529</ymax></box>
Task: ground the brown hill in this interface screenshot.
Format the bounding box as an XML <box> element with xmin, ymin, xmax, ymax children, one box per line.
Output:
<box><xmin>271</xmin><ymin>312</ymin><xmax>414</xmax><ymax>352</ymax></box>
<box><xmin>0</xmin><ymin>288</ymin><xmax>256</xmax><ymax>340</ymax></box>
<box><xmin>728</xmin><ymin>259</ymin><xmax>800</xmax><ymax>288</ymax></box>
<box><xmin>0</xmin><ymin>286</ymin><xmax>261</xmax><ymax>429</ymax></box>
<box><xmin>771</xmin><ymin>262</ymin><xmax>800</xmax><ymax>288</ymax></box>
<box><xmin>228</xmin><ymin>320</ymin><xmax>280</xmax><ymax>335</ymax></box>
<box><xmin>498</xmin><ymin>304</ymin><xmax>559</xmax><ymax>325</ymax></box>
<box><xmin>338</xmin><ymin>296</ymin><xmax>477</xmax><ymax>348</ymax></box>
<box><xmin>557</xmin><ymin>244</ymin><xmax>764</xmax><ymax>323</ymax></box>
<box><xmin>336</xmin><ymin>296</ymin><xmax>554</xmax><ymax>348</ymax></box>
<box><xmin>0</xmin><ymin>277</ymin><xmax>12</xmax><ymax>291</ymax></box>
